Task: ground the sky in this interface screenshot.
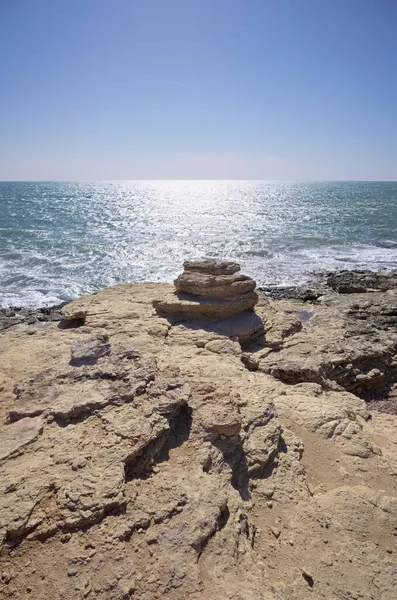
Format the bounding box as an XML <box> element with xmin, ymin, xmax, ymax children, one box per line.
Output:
<box><xmin>0</xmin><ymin>0</ymin><xmax>397</xmax><ymax>181</ymax></box>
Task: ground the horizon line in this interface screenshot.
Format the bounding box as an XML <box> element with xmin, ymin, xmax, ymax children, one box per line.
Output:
<box><xmin>1</xmin><ymin>179</ymin><xmax>397</xmax><ymax>183</ymax></box>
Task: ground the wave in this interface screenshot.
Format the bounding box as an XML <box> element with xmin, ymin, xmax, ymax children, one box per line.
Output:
<box><xmin>2</xmin><ymin>243</ymin><xmax>397</xmax><ymax>308</ymax></box>
<box><xmin>1</xmin><ymin>180</ymin><xmax>397</xmax><ymax>307</ymax></box>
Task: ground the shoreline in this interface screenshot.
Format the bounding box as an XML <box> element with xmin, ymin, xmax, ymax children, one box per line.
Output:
<box><xmin>2</xmin><ymin>267</ymin><xmax>397</xmax><ymax>330</ymax></box>
<box><xmin>260</xmin><ymin>267</ymin><xmax>397</xmax><ymax>299</ymax></box>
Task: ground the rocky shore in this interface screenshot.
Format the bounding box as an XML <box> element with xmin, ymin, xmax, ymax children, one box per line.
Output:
<box><xmin>1</xmin><ymin>263</ymin><xmax>397</xmax><ymax>599</ymax></box>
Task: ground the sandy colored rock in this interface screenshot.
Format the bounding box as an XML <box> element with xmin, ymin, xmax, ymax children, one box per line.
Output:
<box><xmin>153</xmin><ymin>290</ymin><xmax>258</xmax><ymax>318</ymax></box>
<box><xmin>154</xmin><ymin>259</ymin><xmax>260</xmax><ymax>323</ymax></box>
<box><xmin>204</xmin><ymin>338</ymin><xmax>241</xmax><ymax>356</ymax></box>
<box><xmin>0</xmin><ymin>417</ymin><xmax>43</xmax><ymax>463</ymax></box>
<box><xmin>10</xmin><ymin>346</ymin><xmax>156</xmax><ymax>422</ymax></box>
<box><xmin>195</xmin><ymin>398</ymin><xmax>242</xmax><ymax>438</ymax></box>
<box><xmin>273</xmin><ymin>383</ymin><xmax>375</xmax><ymax>458</ymax></box>
<box><xmin>183</xmin><ymin>259</ymin><xmax>241</xmax><ymax>275</ymax></box>
<box><xmin>70</xmin><ymin>332</ymin><xmax>110</xmax><ymax>362</ymax></box>
<box><xmin>0</xmin><ymin>271</ymin><xmax>397</xmax><ymax>600</ymax></box>
<box><xmin>175</xmin><ymin>272</ymin><xmax>256</xmax><ymax>298</ymax></box>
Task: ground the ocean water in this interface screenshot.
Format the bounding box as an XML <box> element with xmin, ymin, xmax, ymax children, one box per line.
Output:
<box><xmin>1</xmin><ymin>180</ymin><xmax>397</xmax><ymax>307</ymax></box>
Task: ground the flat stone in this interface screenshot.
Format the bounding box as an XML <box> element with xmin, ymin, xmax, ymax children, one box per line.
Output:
<box><xmin>153</xmin><ymin>291</ymin><xmax>257</xmax><ymax>318</ymax></box>
<box><xmin>71</xmin><ymin>333</ymin><xmax>110</xmax><ymax>362</ymax></box>
<box><xmin>0</xmin><ymin>417</ymin><xmax>43</xmax><ymax>463</ymax></box>
<box><xmin>9</xmin><ymin>349</ymin><xmax>156</xmax><ymax>423</ymax></box>
<box><xmin>205</xmin><ymin>339</ymin><xmax>241</xmax><ymax>356</ymax></box>
<box><xmin>175</xmin><ymin>272</ymin><xmax>256</xmax><ymax>299</ymax></box>
<box><xmin>183</xmin><ymin>259</ymin><xmax>240</xmax><ymax>275</ymax></box>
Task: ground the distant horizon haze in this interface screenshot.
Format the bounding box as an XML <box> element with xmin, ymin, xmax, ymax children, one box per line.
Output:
<box><xmin>2</xmin><ymin>179</ymin><xmax>397</xmax><ymax>183</ymax></box>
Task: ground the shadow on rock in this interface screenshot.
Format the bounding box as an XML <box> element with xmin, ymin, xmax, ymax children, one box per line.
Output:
<box><xmin>124</xmin><ymin>404</ymin><xmax>193</xmax><ymax>482</ymax></box>
<box><xmin>213</xmin><ymin>436</ymin><xmax>250</xmax><ymax>501</ymax></box>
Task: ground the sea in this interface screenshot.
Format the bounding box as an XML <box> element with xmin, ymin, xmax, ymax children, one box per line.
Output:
<box><xmin>1</xmin><ymin>180</ymin><xmax>397</xmax><ymax>307</ymax></box>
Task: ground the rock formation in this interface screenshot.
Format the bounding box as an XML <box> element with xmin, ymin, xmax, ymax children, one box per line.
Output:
<box><xmin>153</xmin><ymin>259</ymin><xmax>258</xmax><ymax>318</ymax></box>
<box><xmin>153</xmin><ymin>259</ymin><xmax>264</xmax><ymax>345</ymax></box>
<box><xmin>0</xmin><ymin>267</ymin><xmax>397</xmax><ymax>599</ymax></box>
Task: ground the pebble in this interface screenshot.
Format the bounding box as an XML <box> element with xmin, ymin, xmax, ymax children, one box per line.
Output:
<box><xmin>68</xmin><ymin>569</ymin><xmax>77</xmax><ymax>577</ymax></box>
<box><xmin>120</xmin><ymin>580</ymin><xmax>136</xmax><ymax>595</ymax></box>
<box><xmin>85</xmin><ymin>542</ymin><xmax>96</xmax><ymax>550</ymax></box>
<box><xmin>146</xmin><ymin>533</ymin><xmax>158</xmax><ymax>545</ymax></box>
<box><xmin>261</xmin><ymin>486</ymin><xmax>275</xmax><ymax>499</ymax></box>
<box><xmin>271</xmin><ymin>527</ymin><xmax>281</xmax><ymax>539</ymax></box>
<box><xmin>301</xmin><ymin>567</ymin><xmax>314</xmax><ymax>586</ymax></box>
<box><xmin>1</xmin><ymin>571</ymin><xmax>12</xmax><ymax>584</ymax></box>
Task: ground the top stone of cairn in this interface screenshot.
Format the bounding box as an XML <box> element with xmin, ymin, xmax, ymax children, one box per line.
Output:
<box><xmin>183</xmin><ymin>259</ymin><xmax>241</xmax><ymax>276</ymax></box>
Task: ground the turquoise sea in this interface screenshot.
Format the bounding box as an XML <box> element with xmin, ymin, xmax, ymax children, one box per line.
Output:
<box><xmin>1</xmin><ymin>180</ymin><xmax>397</xmax><ymax>307</ymax></box>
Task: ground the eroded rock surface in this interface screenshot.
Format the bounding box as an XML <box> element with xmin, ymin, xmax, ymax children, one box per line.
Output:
<box><xmin>0</xmin><ymin>305</ymin><xmax>64</xmax><ymax>331</ymax></box>
<box><xmin>256</xmin><ymin>276</ymin><xmax>397</xmax><ymax>406</ymax></box>
<box><xmin>0</xmin><ymin>267</ymin><xmax>397</xmax><ymax>599</ymax></box>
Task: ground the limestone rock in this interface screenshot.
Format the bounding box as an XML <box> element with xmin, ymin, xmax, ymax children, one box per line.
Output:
<box><xmin>70</xmin><ymin>332</ymin><xmax>110</xmax><ymax>362</ymax></box>
<box><xmin>273</xmin><ymin>384</ymin><xmax>375</xmax><ymax>458</ymax></box>
<box><xmin>175</xmin><ymin>272</ymin><xmax>256</xmax><ymax>299</ymax></box>
<box><xmin>240</xmin><ymin>400</ymin><xmax>282</xmax><ymax>474</ymax></box>
<box><xmin>0</xmin><ymin>417</ymin><xmax>43</xmax><ymax>463</ymax></box>
<box><xmin>195</xmin><ymin>399</ymin><xmax>242</xmax><ymax>439</ymax></box>
<box><xmin>1</xmin><ymin>269</ymin><xmax>397</xmax><ymax>600</ymax></box>
<box><xmin>204</xmin><ymin>338</ymin><xmax>241</xmax><ymax>356</ymax></box>
<box><xmin>59</xmin><ymin>305</ymin><xmax>87</xmax><ymax>327</ymax></box>
<box><xmin>153</xmin><ymin>292</ymin><xmax>257</xmax><ymax>319</ymax></box>
<box><xmin>153</xmin><ymin>259</ymin><xmax>259</xmax><ymax>319</ymax></box>
<box><xmin>326</xmin><ymin>269</ymin><xmax>397</xmax><ymax>294</ymax></box>
<box><xmin>184</xmin><ymin>259</ymin><xmax>241</xmax><ymax>275</ymax></box>
<box><xmin>0</xmin><ymin>305</ymin><xmax>63</xmax><ymax>331</ymax></box>
<box><xmin>0</xmin><ymin>369</ymin><xmax>191</xmax><ymax>544</ymax></box>
<box><xmin>10</xmin><ymin>346</ymin><xmax>156</xmax><ymax>423</ymax></box>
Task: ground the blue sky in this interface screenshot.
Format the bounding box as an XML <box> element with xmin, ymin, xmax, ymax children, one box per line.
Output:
<box><xmin>1</xmin><ymin>0</ymin><xmax>396</xmax><ymax>180</ymax></box>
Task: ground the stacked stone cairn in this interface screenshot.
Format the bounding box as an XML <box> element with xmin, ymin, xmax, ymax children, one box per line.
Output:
<box><xmin>153</xmin><ymin>259</ymin><xmax>264</xmax><ymax>345</ymax></box>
